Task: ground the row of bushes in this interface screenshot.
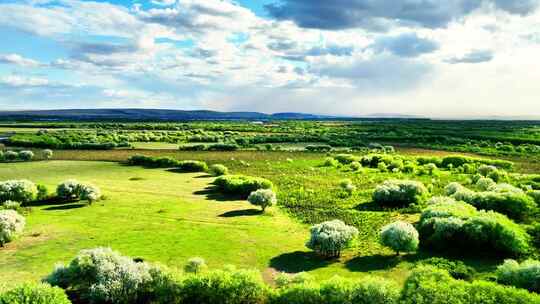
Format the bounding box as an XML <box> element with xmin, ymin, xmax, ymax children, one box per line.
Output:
<box><xmin>127</xmin><ymin>155</ymin><xmax>209</xmax><ymax>172</ymax></box>
<box><xmin>178</xmin><ymin>143</ymin><xmax>240</xmax><ymax>151</ymax></box>
<box><xmin>0</xmin><ymin>150</ymin><xmax>36</xmax><ymax>162</ymax></box>
<box><xmin>214</xmin><ymin>175</ymin><xmax>273</xmax><ymax>197</ymax></box>
<box><xmin>6</xmin><ymin>248</ymin><xmax>540</xmax><ymax>304</ymax></box>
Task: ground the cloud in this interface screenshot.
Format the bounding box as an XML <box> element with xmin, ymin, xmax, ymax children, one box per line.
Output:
<box><xmin>371</xmin><ymin>33</ymin><xmax>439</xmax><ymax>57</ymax></box>
<box><xmin>151</xmin><ymin>0</ymin><xmax>177</xmax><ymax>6</ymax></box>
<box><xmin>0</xmin><ymin>75</ymin><xmax>50</xmax><ymax>88</ymax></box>
<box><xmin>445</xmin><ymin>49</ymin><xmax>494</xmax><ymax>64</ymax></box>
<box><xmin>0</xmin><ymin>54</ymin><xmax>43</xmax><ymax>67</ymax></box>
<box><xmin>265</xmin><ymin>0</ymin><xmax>540</xmax><ymax>30</ymax></box>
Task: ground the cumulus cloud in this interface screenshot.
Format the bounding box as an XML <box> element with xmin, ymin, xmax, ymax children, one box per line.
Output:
<box><xmin>0</xmin><ymin>75</ymin><xmax>50</xmax><ymax>88</ymax></box>
<box><xmin>445</xmin><ymin>49</ymin><xmax>494</xmax><ymax>64</ymax></box>
<box><xmin>266</xmin><ymin>0</ymin><xmax>540</xmax><ymax>30</ymax></box>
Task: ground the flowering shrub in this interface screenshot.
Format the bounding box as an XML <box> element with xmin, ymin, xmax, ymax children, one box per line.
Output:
<box><xmin>0</xmin><ymin>179</ymin><xmax>37</xmax><ymax>203</ymax></box>
<box><xmin>184</xmin><ymin>257</ymin><xmax>208</xmax><ymax>274</ymax></box>
<box><xmin>208</xmin><ymin>164</ymin><xmax>228</xmax><ymax>176</ymax></box>
<box><xmin>0</xmin><ymin>209</ymin><xmax>25</xmax><ymax>246</ymax></box>
<box><xmin>306</xmin><ymin>220</ymin><xmax>358</xmax><ymax>258</ymax></box>
<box><xmin>247</xmin><ymin>189</ymin><xmax>277</xmax><ymax>212</ymax></box>
<box><xmin>3</xmin><ymin>151</ymin><xmax>18</xmax><ymax>161</ymax></box>
<box><xmin>1</xmin><ymin>200</ymin><xmax>21</xmax><ymax>210</ymax></box>
<box><xmin>79</xmin><ymin>184</ymin><xmax>101</xmax><ymax>203</ymax></box>
<box><xmin>0</xmin><ymin>283</ymin><xmax>70</xmax><ymax>304</ymax></box>
<box><xmin>373</xmin><ymin>180</ymin><xmax>429</xmax><ymax>207</ymax></box>
<box><xmin>43</xmin><ymin>149</ymin><xmax>54</xmax><ymax>159</ymax></box>
<box><xmin>19</xmin><ymin>150</ymin><xmax>34</xmax><ymax>161</ymax></box>
<box><xmin>476</xmin><ymin>177</ymin><xmax>496</xmax><ymax>191</ymax></box>
<box><xmin>380</xmin><ymin>221</ymin><xmax>419</xmax><ymax>255</ymax></box>
<box><xmin>44</xmin><ymin>247</ymin><xmax>162</xmax><ymax>303</ymax></box>
<box><xmin>56</xmin><ymin>180</ymin><xmax>81</xmax><ymax>199</ymax></box>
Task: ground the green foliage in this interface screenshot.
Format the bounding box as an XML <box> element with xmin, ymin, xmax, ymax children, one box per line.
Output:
<box><xmin>401</xmin><ymin>266</ymin><xmax>540</xmax><ymax>304</ymax></box>
<box><xmin>248</xmin><ymin>189</ymin><xmax>277</xmax><ymax>212</ymax></box>
<box><xmin>373</xmin><ymin>180</ymin><xmax>429</xmax><ymax>208</ymax></box>
<box><xmin>417</xmin><ymin>257</ymin><xmax>476</xmax><ymax>281</ymax></box>
<box><xmin>0</xmin><ymin>180</ymin><xmax>37</xmax><ymax>203</ymax></box>
<box><xmin>333</xmin><ymin>154</ymin><xmax>359</xmax><ymax>165</ymax></box>
<box><xmin>496</xmin><ymin>259</ymin><xmax>540</xmax><ymax>292</ymax></box>
<box><xmin>176</xmin><ymin>160</ymin><xmax>208</xmax><ymax>172</ymax></box>
<box><xmin>18</xmin><ymin>151</ymin><xmax>34</xmax><ymax>161</ymax></box>
<box><xmin>1</xmin><ymin>201</ymin><xmax>21</xmax><ymax>211</ymax></box>
<box><xmin>214</xmin><ymin>175</ymin><xmax>273</xmax><ymax>197</ymax></box>
<box><xmin>56</xmin><ymin>180</ymin><xmax>80</xmax><ymax>199</ymax></box>
<box><xmin>175</xmin><ymin>268</ymin><xmax>269</xmax><ymax>304</ymax></box>
<box><xmin>380</xmin><ymin>221</ymin><xmax>419</xmax><ymax>254</ymax></box>
<box><xmin>184</xmin><ymin>257</ymin><xmax>208</xmax><ymax>274</ymax></box>
<box><xmin>42</xmin><ymin>149</ymin><xmax>53</xmax><ymax>159</ymax></box>
<box><xmin>306</xmin><ymin>220</ymin><xmax>358</xmax><ymax>258</ymax></box>
<box><xmin>208</xmin><ymin>164</ymin><xmax>229</xmax><ymax>176</ymax></box>
<box><xmin>274</xmin><ymin>272</ymin><xmax>313</xmax><ymax>288</ymax></box>
<box><xmin>127</xmin><ymin>155</ymin><xmax>181</xmax><ymax>168</ymax></box>
<box><xmin>322</xmin><ymin>157</ymin><xmax>339</xmax><ymax>167</ymax></box>
<box><xmin>0</xmin><ymin>283</ymin><xmax>70</xmax><ymax>304</ymax></box>
<box><xmin>0</xmin><ymin>210</ymin><xmax>25</xmax><ymax>247</ymax></box>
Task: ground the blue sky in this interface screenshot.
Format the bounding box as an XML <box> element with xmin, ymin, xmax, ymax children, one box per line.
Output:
<box><xmin>0</xmin><ymin>0</ymin><xmax>539</xmax><ymax>117</ymax></box>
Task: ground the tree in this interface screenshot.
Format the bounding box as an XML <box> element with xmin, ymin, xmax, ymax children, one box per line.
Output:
<box><xmin>247</xmin><ymin>189</ymin><xmax>277</xmax><ymax>212</ymax></box>
<box><xmin>306</xmin><ymin>220</ymin><xmax>358</xmax><ymax>258</ymax></box>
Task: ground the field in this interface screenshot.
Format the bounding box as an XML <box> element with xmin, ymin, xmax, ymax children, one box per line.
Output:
<box><xmin>2</xmin><ymin>120</ymin><xmax>540</xmax><ymax>303</ymax></box>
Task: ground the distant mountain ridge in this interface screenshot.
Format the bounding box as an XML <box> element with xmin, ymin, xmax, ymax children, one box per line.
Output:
<box><xmin>0</xmin><ymin>109</ymin><xmax>338</xmax><ymax>121</ymax></box>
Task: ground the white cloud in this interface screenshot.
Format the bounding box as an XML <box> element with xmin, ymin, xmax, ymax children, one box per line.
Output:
<box><xmin>0</xmin><ymin>54</ymin><xmax>43</xmax><ymax>67</ymax></box>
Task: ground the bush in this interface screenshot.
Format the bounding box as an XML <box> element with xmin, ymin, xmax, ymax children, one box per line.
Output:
<box><xmin>177</xmin><ymin>160</ymin><xmax>208</xmax><ymax>172</ymax></box>
<box><xmin>333</xmin><ymin>154</ymin><xmax>358</xmax><ymax>165</ymax></box>
<box><xmin>127</xmin><ymin>155</ymin><xmax>180</xmax><ymax>168</ymax></box>
<box><xmin>496</xmin><ymin>259</ymin><xmax>540</xmax><ymax>292</ymax></box>
<box><xmin>305</xmin><ymin>145</ymin><xmax>332</xmax><ymax>152</ymax></box>
<box><xmin>476</xmin><ymin>177</ymin><xmax>497</xmax><ymax>191</ymax></box>
<box><xmin>44</xmin><ymin>247</ymin><xmax>162</xmax><ymax>304</ymax></box>
<box><xmin>380</xmin><ymin>221</ymin><xmax>419</xmax><ymax>255</ymax></box>
<box><xmin>0</xmin><ymin>210</ymin><xmax>25</xmax><ymax>247</ymax></box>
<box><xmin>56</xmin><ymin>180</ymin><xmax>80</xmax><ymax>200</ymax></box>
<box><xmin>373</xmin><ymin>180</ymin><xmax>429</xmax><ymax>208</ymax></box>
<box><xmin>0</xmin><ymin>283</ymin><xmax>70</xmax><ymax>304</ymax></box>
<box><xmin>1</xmin><ymin>200</ymin><xmax>21</xmax><ymax>210</ymax></box>
<box><xmin>3</xmin><ymin>151</ymin><xmax>18</xmax><ymax>161</ymax></box>
<box><xmin>401</xmin><ymin>266</ymin><xmax>540</xmax><ymax>304</ymax></box>
<box><xmin>43</xmin><ymin>149</ymin><xmax>53</xmax><ymax>159</ymax></box>
<box><xmin>247</xmin><ymin>189</ymin><xmax>277</xmax><ymax>212</ymax></box>
<box><xmin>0</xmin><ymin>180</ymin><xmax>37</xmax><ymax>203</ymax></box>
<box><xmin>416</xmin><ymin>156</ymin><xmax>442</xmax><ymax>167</ymax></box>
<box><xmin>206</xmin><ymin>143</ymin><xmax>239</xmax><ymax>151</ymax></box>
<box><xmin>176</xmin><ymin>268</ymin><xmax>268</xmax><ymax>304</ymax></box>
<box><xmin>350</xmin><ymin>161</ymin><xmax>362</xmax><ymax>171</ymax></box>
<box><xmin>275</xmin><ymin>272</ymin><xmax>313</xmax><ymax>288</ymax></box>
<box><xmin>214</xmin><ymin>175</ymin><xmax>273</xmax><ymax>197</ymax></box>
<box><xmin>37</xmin><ymin>185</ymin><xmax>49</xmax><ymax>201</ymax></box>
<box><xmin>79</xmin><ymin>184</ymin><xmax>101</xmax><ymax>203</ymax></box>
<box><xmin>18</xmin><ymin>150</ymin><xmax>34</xmax><ymax>161</ymax></box>
<box><xmin>339</xmin><ymin>179</ymin><xmax>356</xmax><ymax>195</ymax></box>
<box><xmin>208</xmin><ymin>164</ymin><xmax>228</xmax><ymax>176</ymax></box>
<box><xmin>528</xmin><ymin>190</ymin><xmax>540</xmax><ymax>205</ymax></box>
<box><xmin>478</xmin><ymin>165</ymin><xmax>498</xmax><ymax>177</ymax></box>
<box><xmin>417</xmin><ymin>257</ymin><xmax>476</xmax><ymax>281</ymax></box>
<box><xmin>306</xmin><ymin>220</ymin><xmax>358</xmax><ymax>258</ymax></box>
<box><xmin>418</xmin><ymin>201</ymin><xmax>530</xmax><ymax>257</ymax></box>
<box><xmin>322</xmin><ymin>157</ymin><xmax>338</xmax><ymax>167</ymax></box>
<box><xmin>184</xmin><ymin>257</ymin><xmax>208</xmax><ymax>274</ymax></box>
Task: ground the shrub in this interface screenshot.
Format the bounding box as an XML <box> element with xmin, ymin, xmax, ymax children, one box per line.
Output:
<box><xmin>176</xmin><ymin>268</ymin><xmax>268</xmax><ymax>304</ymax></box>
<box><xmin>43</xmin><ymin>149</ymin><xmax>53</xmax><ymax>159</ymax></box>
<box><xmin>127</xmin><ymin>155</ymin><xmax>180</xmax><ymax>168</ymax></box>
<box><xmin>208</xmin><ymin>164</ymin><xmax>228</xmax><ymax>176</ymax></box>
<box><xmin>0</xmin><ymin>210</ymin><xmax>25</xmax><ymax>247</ymax></box>
<box><xmin>305</xmin><ymin>145</ymin><xmax>332</xmax><ymax>152</ymax></box>
<box><xmin>373</xmin><ymin>180</ymin><xmax>429</xmax><ymax>208</ymax></box>
<box><xmin>419</xmin><ymin>201</ymin><xmax>530</xmax><ymax>256</ymax></box>
<box><xmin>496</xmin><ymin>259</ymin><xmax>540</xmax><ymax>292</ymax></box>
<box><xmin>418</xmin><ymin>257</ymin><xmax>476</xmax><ymax>281</ymax></box>
<box><xmin>426</xmin><ymin>196</ymin><xmax>456</xmax><ymax>205</ymax></box>
<box><xmin>247</xmin><ymin>189</ymin><xmax>277</xmax><ymax>212</ymax></box>
<box><xmin>306</xmin><ymin>220</ymin><xmax>358</xmax><ymax>258</ymax></box>
<box><xmin>380</xmin><ymin>221</ymin><xmax>419</xmax><ymax>255</ymax></box>
<box><xmin>206</xmin><ymin>143</ymin><xmax>239</xmax><ymax>151</ymax></box>
<box><xmin>1</xmin><ymin>200</ymin><xmax>21</xmax><ymax>210</ymax></box>
<box><xmin>275</xmin><ymin>272</ymin><xmax>313</xmax><ymax>288</ymax></box>
<box><xmin>334</xmin><ymin>154</ymin><xmax>358</xmax><ymax>165</ymax></box>
<box><xmin>323</xmin><ymin>157</ymin><xmax>338</xmax><ymax>167</ymax></box>
<box><xmin>339</xmin><ymin>179</ymin><xmax>356</xmax><ymax>195</ymax></box>
<box><xmin>0</xmin><ymin>283</ymin><xmax>70</xmax><ymax>304</ymax></box>
<box><xmin>184</xmin><ymin>257</ymin><xmax>208</xmax><ymax>274</ymax></box>
<box><xmin>350</xmin><ymin>161</ymin><xmax>362</xmax><ymax>171</ymax></box>
<box><xmin>18</xmin><ymin>150</ymin><xmax>34</xmax><ymax>161</ymax></box>
<box><xmin>214</xmin><ymin>175</ymin><xmax>273</xmax><ymax>197</ymax></box>
<box><xmin>37</xmin><ymin>184</ymin><xmax>49</xmax><ymax>201</ymax></box>
<box><xmin>44</xmin><ymin>247</ymin><xmax>161</xmax><ymax>304</ymax></box>
<box><xmin>476</xmin><ymin>177</ymin><xmax>496</xmax><ymax>191</ymax></box>
<box><xmin>401</xmin><ymin>266</ymin><xmax>540</xmax><ymax>304</ymax></box>
<box><xmin>79</xmin><ymin>184</ymin><xmax>101</xmax><ymax>203</ymax></box>
<box><xmin>56</xmin><ymin>180</ymin><xmax>80</xmax><ymax>200</ymax></box>
<box><xmin>377</xmin><ymin>162</ymin><xmax>388</xmax><ymax>172</ymax></box>
<box><xmin>528</xmin><ymin>190</ymin><xmax>540</xmax><ymax>205</ymax></box>
<box><xmin>423</xmin><ymin>163</ymin><xmax>438</xmax><ymax>176</ymax></box>
<box><xmin>0</xmin><ymin>180</ymin><xmax>37</xmax><ymax>203</ymax></box>
<box><xmin>3</xmin><ymin>151</ymin><xmax>18</xmax><ymax>161</ymax></box>
<box><xmin>177</xmin><ymin>160</ymin><xmax>208</xmax><ymax>172</ymax></box>
<box><xmin>478</xmin><ymin>165</ymin><xmax>498</xmax><ymax>177</ymax></box>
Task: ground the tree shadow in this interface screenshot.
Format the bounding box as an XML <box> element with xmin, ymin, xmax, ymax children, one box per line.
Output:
<box><xmin>23</xmin><ymin>197</ymin><xmax>78</xmax><ymax>207</ymax></box>
<box><xmin>44</xmin><ymin>203</ymin><xmax>86</xmax><ymax>211</ymax></box>
<box><xmin>269</xmin><ymin>251</ymin><xmax>334</xmax><ymax>273</ymax></box>
<box><xmin>194</xmin><ymin>174</ymin><xmax>213</xmax><ymax>178</ymax></box>
<box><xmin>219</xmin><ymin>209</ymin><xmax>262</xmax><ymax>217</ymax></box>
<box><xmin>193</xmin><ymin>185</ymin><xmax>245</xmax><ymax>202</ymax></box>
<box><xmin>345</xmin><ymin>253</ymin><xmax>423</xmax><ymax>272</ymax></box>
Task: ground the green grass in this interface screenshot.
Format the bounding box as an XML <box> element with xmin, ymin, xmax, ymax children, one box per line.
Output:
<box><xmin>0</xmin><ymin>160</ymin><xmax>422</xmax><ymax>288</ymax></box>
<box><xmin>130</xmin><ymin>142</ymin><xmax>180</xmax><ymax>149</ymax></box>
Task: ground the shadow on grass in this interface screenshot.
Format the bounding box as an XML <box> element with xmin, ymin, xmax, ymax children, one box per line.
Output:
<box><xmin>269</xmin><ymin>251</ymin><xmax>334</xmax><ymax>273</ymax></box>
<box><xmin>23</xmin><ymin>197</ymin><xmax>78</xmax><ymax>207</ymax></box>
<box><xmin>44</xmin><ymin>203</ymin><xmax>86</xmax><ymax>211</ymax></box>
<box><xmin>194</xmin><ymin>174</ymin><xmax>213</xmax><ymax>178</ymax></box>
<box><xmin>219</xmin><ymin>208</ymin><xmax>262</xmax><ymax>217</ymax></box>
<box><xmin>193</xmin><ymin>185</ymin><xmax>245</xmax><ymax>202</ymax></box>
<box><xmin>345</xmin><ymin>253</ymin><xmax>421</xmax><ymax>272</ymax></box>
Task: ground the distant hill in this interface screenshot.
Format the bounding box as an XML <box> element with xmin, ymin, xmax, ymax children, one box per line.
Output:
<box><xmin>0</xmin><ymin>109</ymin><xmax>338</xmax><ymax>121</ymax></box>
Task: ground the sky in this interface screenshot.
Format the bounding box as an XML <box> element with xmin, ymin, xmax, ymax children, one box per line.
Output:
<box><xmin>0</xmin><ymin>0</ymin><xmax>539</xmax><ymax>118</ymax></box>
